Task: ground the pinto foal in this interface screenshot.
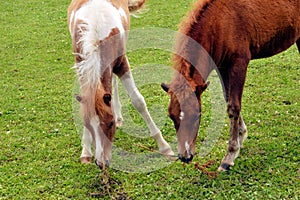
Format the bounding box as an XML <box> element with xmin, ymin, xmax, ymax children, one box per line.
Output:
<box><xmin>68</xmin><ymin>0</ymin><xmax>173</xmax><ymax>168</ymax></box>
<box><xmin>162</xmin><ymin>0</ymin><xmax>300</xmax><ymax>171</ymax></box>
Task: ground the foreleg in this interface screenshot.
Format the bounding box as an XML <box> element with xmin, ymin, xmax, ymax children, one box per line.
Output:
<box><xmin>112</xmin><ymin>74</ymin><xmax>123</xmax><ymax>126</ymax></box>
<box><xmin>218</xmin><ymin>55</ymin><xmax>249</xmax><ymax>171</ymax></box>
<box><xmin>80</xmin><ymin>127</ymin><xmax>93</xmax><ymax>164</ymax></box>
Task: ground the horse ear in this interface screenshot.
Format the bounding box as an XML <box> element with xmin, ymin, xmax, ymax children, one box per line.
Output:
<box><xmin>103</xmin><ymin>94</ymin><xmax>111</xmax><ymax>106</ymax></box>
<box><xmin>161</xmin><ymin>83</ymin><xmax>170</xmax><ymax>93</ymax></box>
<box><xmin>195</xmin><ymin>81</ymin><xmax>210</xmax><ymax>97</ymax></box>
<box><xmin>204</xmin><ymin>81</ymin><xmax>210</xmax><ymax>90</ymax></box>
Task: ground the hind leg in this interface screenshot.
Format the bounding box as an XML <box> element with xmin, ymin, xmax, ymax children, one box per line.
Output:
<box><xmin>112</xmin><ymin>74</ymin><xmax>123</xmax><ymax>127</ymax></box>
<box><xmin>238</xmin><ymin>115</ymin><xmax>248</xmax><ymax>148</ymax></box>
<box><xmin>114</xmin><ymin>56</ymin><xmax>174</xmax><ymax>156</ymax></box>
<box><xmin>218</xmin><ymin>55</ymin><xmax>249</xmax><ymax>171</ymax></box>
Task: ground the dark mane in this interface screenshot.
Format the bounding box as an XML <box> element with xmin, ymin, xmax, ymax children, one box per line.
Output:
<box><xmin>179</xmin><ymin>0</ymin><xmax>215</xmax><ymax>37</ymax></box>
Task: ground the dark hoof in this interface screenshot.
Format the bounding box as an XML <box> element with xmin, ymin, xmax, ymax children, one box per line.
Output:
<box><xmin>178</xmin><ymin>154</ymin><xmax>194</xmax><ymax>163</ymax></box>
<box><xmin>218</xmin><ymin>163</ymin><xmax>231</xmax><ymax>171</ymax></box>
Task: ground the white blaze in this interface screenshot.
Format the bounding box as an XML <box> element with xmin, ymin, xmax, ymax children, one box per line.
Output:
<box><xmin>185</xmin><ymin>141</ymin><xmax>190</xmax><ymax>152</ymax></box>
<box><xmin>179</xmin><ymin>111</ymin><xmax>185</xmax><ymax>121</ymax></box>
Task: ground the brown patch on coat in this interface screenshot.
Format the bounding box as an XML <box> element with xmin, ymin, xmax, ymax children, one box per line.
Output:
<box><xmin>67</xmin><ymin>0</ymin><xmax>89</xmax><ymax>29</ymax></box>
<box><xmin>109</xmin><ymin>0</ymin><xmax>130</xmax><ymax>30</ymax></box>
<box><xmin>128</xmin><ymin>0</ymin><xmax>146</xmax><ymax>12</ymax></box>
<box><xmin>95</xmin><ymin>75</ymin><xmax>115</xmax><ymax>142</ymax></box>
<box><xmin>71</xmin><ymin>19</ymin><xmax>87</xmax><ymax>63</ymax></box>
<box><xmin>97</xmin><ymin>27</ymin><xmax>127</xmax><ymax>71</ymax></box>
<box><xmin>68</xmin><ymin>0</ymin><xmax>89</xmax><ymax>13</ymax></box>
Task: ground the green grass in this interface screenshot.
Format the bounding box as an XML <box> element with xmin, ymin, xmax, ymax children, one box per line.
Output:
<box><xmin>1</xmin><ymin>0</ymin><xmax>299</xmax><ymax>199</ymax></box>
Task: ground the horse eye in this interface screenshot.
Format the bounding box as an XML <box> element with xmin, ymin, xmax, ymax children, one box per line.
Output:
<box><xmin>109</xmin><ymin>121</ymin><xmax>114</xmax><ymax>128</ymax></box>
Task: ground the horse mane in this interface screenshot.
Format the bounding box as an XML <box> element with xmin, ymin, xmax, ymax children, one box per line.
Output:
<box><xmin>173</xmin><ymin>0</ymin><xmax>214</xmax><ymax>68</ymax></box>
<box><xmin>179</xmin><ymin>0</ymin><xmax>214</xmax><ymax>37</ymax></box>
<box><xmin>172</xmin><ymin>0</ymin><xmax>214</xmax><ymax>88</ymax></box>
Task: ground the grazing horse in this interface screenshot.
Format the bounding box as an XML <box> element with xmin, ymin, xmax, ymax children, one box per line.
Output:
<box><xmin>68</xmin><ymin>0</ymin><xmax>174</xmax><ymax>169</ymax></box>
<box><xmin>161</xmin><ymin>0</ymin><xmax>300</xmax><ymax>171</ymax></box>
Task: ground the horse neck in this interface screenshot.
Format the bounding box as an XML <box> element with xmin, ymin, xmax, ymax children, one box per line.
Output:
<box><xmin>171</xmin><ymin>59</ymin><xmax>206</xmax><ymax>93</ymax></box>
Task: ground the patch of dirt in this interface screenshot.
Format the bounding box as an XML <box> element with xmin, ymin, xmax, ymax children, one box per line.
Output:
<box><xmin>89</xmin><ymin>171</ymin><xmax>131</xmax><ymax>200</ymax></box>
<box><xmin>194</xmin><ymin>160</ymin><xmax>218</xmax><ymax>179</ymax></box>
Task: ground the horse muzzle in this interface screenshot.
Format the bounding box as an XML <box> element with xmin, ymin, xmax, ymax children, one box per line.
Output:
<box><xmin>178</xmin><ymin>153</ymin><xmax>194</xmax><ymax>163</ymax></box>
<box><xmin>95</xmin><ymin>159</ymin><xmax>110</xmax><ymax>170</ymax></box>
<box><xmin>178</xmin><ymin>140</ymin><xmax>195</xmax><ymax>163</ymax></box>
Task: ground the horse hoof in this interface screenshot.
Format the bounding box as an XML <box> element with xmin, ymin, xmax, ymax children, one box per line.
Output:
<box><xmin>115</xmin><ymin>118</ymin><xmax>123</xmax><ymax>127</ymax></box>
<box><xmin>217</xmin><ymin>163</ymin><xmax>231</xmax><ymax>171</ymax></box>
<box><xmin>81</xmin><ymin>157</ymin><xmax>92</xmax><ymax>164</ymax></box>
<box><xmin>160</xmin><ymin>148</ymin><xmax>176</xmax><ymax>161</ymax></box>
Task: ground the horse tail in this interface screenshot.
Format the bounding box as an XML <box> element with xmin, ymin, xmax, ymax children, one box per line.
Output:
<box><xmin>128</xmin><ymin>0</ymin><xmax>146</xmax><ymax>12</ymax></box>
<box><xmin>75</xmin><ymin>10</ymin><xmax>104</xmax><ymax>120</ymax></box>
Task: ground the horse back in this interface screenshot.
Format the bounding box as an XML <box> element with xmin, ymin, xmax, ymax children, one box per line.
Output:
<box><xmin>224</xmin><ymin>0</ymin><xmax>300</xmax><ymax>59</ymax></box>
<box><xmin>186</xmin><ymin>0</ymin><xmax>300</xmax><ymax>62</ymax></box>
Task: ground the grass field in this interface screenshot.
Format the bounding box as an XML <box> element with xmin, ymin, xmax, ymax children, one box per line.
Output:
<box><xmin>1</xmin><ymin>0</ymin><xmax>299</xmax><ymax>199</ymax></box>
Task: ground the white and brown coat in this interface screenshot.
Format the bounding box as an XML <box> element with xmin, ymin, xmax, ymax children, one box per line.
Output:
<box><xmin>68</xmin><ymin>0</ymin><xmax>173</xmax><ymax>168</ymax></box>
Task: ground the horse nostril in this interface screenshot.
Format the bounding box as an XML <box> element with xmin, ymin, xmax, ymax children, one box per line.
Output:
<box><xmin>178</xmin><ymin>153</ymin><xmax>194</xmax><ymax>163</ymax></box>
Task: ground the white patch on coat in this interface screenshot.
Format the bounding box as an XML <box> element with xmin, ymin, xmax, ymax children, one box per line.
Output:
<box><xmin>68</xmin><ymin>10</ymin><xmax>75</xmax><ymax>34</ymax></box>
<box><xmin>179</xmin><ymin>111</ymin><xmax>185</xmax><ymax>121</ymax></box>
<box><xmin>80</xmin><ymin>127</ymin><xmax>93</xmax><ymax>158</ymax></box>
<box><xmin>112</xmin><ymin>75</ymin><xmax>123</xmax><ymax>123</ymax></box>
<box><xmin>69</xmin><ymin>0</ymin><xmax>128</xmax><ymax>90</ymax></box>
<box><xmin>73</xmin><ymin>0</ymin><xmax>126</xmax><ymax>41</ymax></box>
<box><xmin>185</xmin><ymin>141</ymin><xmax>190</xmax><ymax>152</ymax></box>
<box><xmin>118</xmin><ymin>7</ymin><xmax>127</xmax><ymax>22</ymax></box>
<box><xmin>90</xmin><ymin>116</ymin><xmax>103</xmax><ymax>161</ymax></box>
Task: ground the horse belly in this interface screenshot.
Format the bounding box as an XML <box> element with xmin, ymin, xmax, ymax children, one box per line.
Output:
<box><xmin>250</xmin><ymin>15</ymin><xmax>300</xmax><ymax>59</ymax></box>
<box><xmin>251</xmin><ymin>29</ymin><xmax>299</xmax><ymax>59</ymax></box>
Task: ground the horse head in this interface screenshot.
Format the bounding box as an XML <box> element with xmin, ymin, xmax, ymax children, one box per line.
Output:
<box><xmin>76</xmin><ymin>82</ymin><xmax>116</xmax><ymax>169</ymax></box>
<box><xmin>162</xmin><ymin>73</ymin><xmax>208</xmax><ymax>163</ymax></box>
